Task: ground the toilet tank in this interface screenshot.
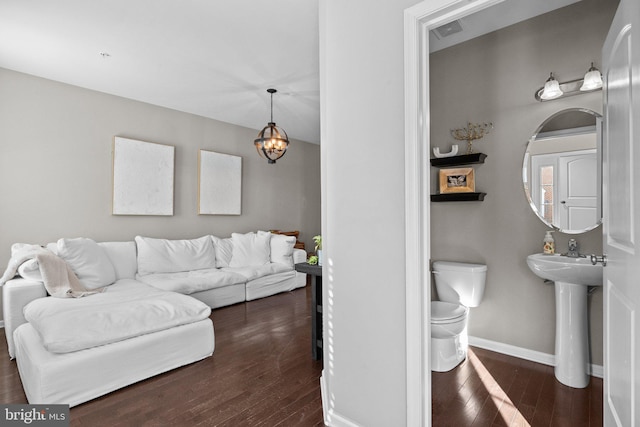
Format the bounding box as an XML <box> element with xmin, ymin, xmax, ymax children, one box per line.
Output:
<box><xmin>432</xmin><ymin>261</ymin><xmax>487</xmax><ymax>307</ymax></box>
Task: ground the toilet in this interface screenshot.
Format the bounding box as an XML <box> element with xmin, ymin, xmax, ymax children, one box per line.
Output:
<box><xmin>431</xmin><ymin>261</ymin><xmax>487</xmax><ymax>372</ymax></box>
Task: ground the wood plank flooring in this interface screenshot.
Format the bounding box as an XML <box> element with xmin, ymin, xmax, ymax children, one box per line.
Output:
<box><xmin>432</xmin><ymin>346</ymin><xmax>603</xmax><ymax>426</ymax></box>
<box><xmin>0</xmin><ymin>286</ymin><xmax>604</xmax><ymax>426</ymax></box>
<box><xmin>0</xmin><ymin>286</ymin><xmax>325</xmax><ymax>426</ymax></box>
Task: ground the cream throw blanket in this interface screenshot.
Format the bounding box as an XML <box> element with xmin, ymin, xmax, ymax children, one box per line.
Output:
<box><xmin>36</xmin><ymin>252</ymin><xmax>103</xmax><ymax>298</ymax></box>
<box><xmin>0</xmin><ymin>243</ymin><xmax>102</xmax><ymax>298</ymax></box>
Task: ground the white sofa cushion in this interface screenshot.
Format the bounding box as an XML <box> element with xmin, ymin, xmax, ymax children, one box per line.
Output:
<box><xmin>136</xmin><ymin>268</ymin><xmax>247</xmax><ymax>294</ymax></box>
<box><xmin>135</xmin><ymin>236</ymin><xmax>216</xmax><ymax>275</ymax></box>
<box><xmin>223</xmin><ymin>263</ymin><xmax>292</xmax><ymax>281</ymax></box>
<box><xmin>98</xmin><ymin>241</ymin><xmax>138</xmax><ymax>280</ymax></box>
<box><xmin>270</xmin><ymin>234</ymin><xmax>296</xmax><ymax>267</ymax></box>
<box><xmin>23</xmin><ymin>279</ymin><xmax>211</xmax><ymax>353</ymax></box>
<box><xmin>56</xmin><ymin>238</ymin><xmax>116</xmax><ymax>289</ymax></box>
<box><xmin>229</xmin><ymin>232</ymin><xmax>271</xmax><ymax>267</ymax></box>
<box><xmin>210</xmin><ymin>235</ymin><xmax>233</xmax><ymax>268</ymax></box>
<box><xmin>245</xmin><ymin>270</ymin><xmax>298</xmax><ymax>301</ymax></box>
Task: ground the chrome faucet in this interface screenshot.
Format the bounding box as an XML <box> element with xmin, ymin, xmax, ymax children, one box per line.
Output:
<box><xmin>567</xmin><ymin>238</ymin><xmax>580</xmax><ymax>258</ymax></box>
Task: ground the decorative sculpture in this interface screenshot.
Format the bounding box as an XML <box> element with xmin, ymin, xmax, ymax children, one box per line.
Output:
<box><xmin>451</xmin><ymin>122</ymin><xmax>493</xmax><ymax>154</ymax></box>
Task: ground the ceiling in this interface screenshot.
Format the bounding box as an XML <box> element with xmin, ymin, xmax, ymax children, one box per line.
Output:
<box><xmin>429</xmin><ymin>0</ymin><xmax>581</xmax><ymax>52</ymax></box>
<box><xmin>0</xmin><ymin>0</ymin><xmax>321</xmax><ymax>143</ymax></box>
<box><xmin>0</xmin><ymin>0</ymin><xmax>579</xmax><ymax>145</ymax></box>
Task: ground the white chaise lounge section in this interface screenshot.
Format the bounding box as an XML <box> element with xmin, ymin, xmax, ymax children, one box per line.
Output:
<box><xmin>14</xmin><ymin>318</ymin><xmax>214</xmax><ymax>406</ymax></box>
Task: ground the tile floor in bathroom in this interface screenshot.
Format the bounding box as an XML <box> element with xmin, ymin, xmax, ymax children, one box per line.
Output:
<box><xmin>432</xmin><ymin>346</ymin><xmax>602</xmax><ymax>426</ymax></box>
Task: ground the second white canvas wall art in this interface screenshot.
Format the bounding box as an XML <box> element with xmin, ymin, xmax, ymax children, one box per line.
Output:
<box><xmin>198</xmin><ymin>150</ymin><xmax>242</xmax><ymax>215</ymax></box>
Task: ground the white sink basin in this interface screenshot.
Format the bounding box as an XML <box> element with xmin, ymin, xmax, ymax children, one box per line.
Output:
<box><xmin>526</xmin><ymin>253</ymin><xmax>603</xmax><ymax>286</ymax></box>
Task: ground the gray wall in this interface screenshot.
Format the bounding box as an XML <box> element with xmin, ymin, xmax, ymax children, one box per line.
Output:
<box><xmin>430</xmin><ymin>0</ymin><xmax>618</xmax><ymax>366</ymax></box>
<box><xmin>0</xmin><ymin>68</ymin><xmax>321</xmax><ymax>320</ymax></box>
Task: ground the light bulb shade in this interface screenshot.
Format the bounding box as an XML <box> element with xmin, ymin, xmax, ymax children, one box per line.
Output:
<box><xmin>254</xmin><ymin>122</ymin><xmax>289</xmax><ymax>164</ymax></box>
<box><xmin>540</xmin><ymin>75</ymin><xmax>563</xmax><ymax>100</ymax></box>
<box><xmin>580</xmin><ymin>65</ymin><xmax>603</xmax><ymax>91</ymax></box>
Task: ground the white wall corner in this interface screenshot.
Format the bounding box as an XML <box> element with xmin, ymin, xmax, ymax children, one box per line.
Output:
<box><xmin>0</xmin><ymin>320</ymin><xmax>4</xmax><ymax>329</ymax></box>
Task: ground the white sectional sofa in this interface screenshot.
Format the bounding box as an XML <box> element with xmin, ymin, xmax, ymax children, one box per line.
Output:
<box><xmin>1</xmin><ymin>231</ymin><xmax>307</xmax><ymax>406</ymax></box>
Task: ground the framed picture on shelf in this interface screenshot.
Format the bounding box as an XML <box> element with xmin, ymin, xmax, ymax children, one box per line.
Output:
<box><xmin>439</xmin><ymin>167</ymin><xmax>475</xmax><ymax>193</ymax></box>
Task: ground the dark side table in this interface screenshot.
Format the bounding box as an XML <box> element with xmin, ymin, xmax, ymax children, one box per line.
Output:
<box><xmin>294</xmin><ymin>262</ymin><xmax>323</xmax><ymax>360</ymax></box>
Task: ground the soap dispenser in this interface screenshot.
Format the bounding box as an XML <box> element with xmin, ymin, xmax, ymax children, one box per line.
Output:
<box><xmin>543</xmin><ymin>231</ymin><xmax>555</xmax><ymax>254</ymax></box>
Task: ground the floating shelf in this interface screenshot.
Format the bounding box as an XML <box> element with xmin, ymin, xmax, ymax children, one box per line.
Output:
<box><xmin>431</xmin><ymin>192</ymin><xmax>486</xmax><ymax>202</ymax></box>
<box><xmin>430</xmin><ymin>152</ymin><xmax>487</xmax><ymax>167</ymax></box>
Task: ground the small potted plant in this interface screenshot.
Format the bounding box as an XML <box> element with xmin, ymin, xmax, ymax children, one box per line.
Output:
<box><xmin>313</xmin><ymin>235</ymin><xmax>322</xmax><ymax>266</ymax></box>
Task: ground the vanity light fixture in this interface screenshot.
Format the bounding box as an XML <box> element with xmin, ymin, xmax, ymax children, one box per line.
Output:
<box><xmin>580</xmin><ymin>62</ymin><xmax>603</xmax><ymax>91</ymax></box>
<box><xmin>540</xmin><ymin>73</ymin><xmax>563</xmax><ymax>100</ymax></box>
<box><xmin>254</xmin><ymin>88</ymin><xmax>289</xmax><ymax>164</ymax></box>
<box><xmin>535</xmin><ymin>63</ymin><xmax>603</xmax><ymax>102</ymax></box>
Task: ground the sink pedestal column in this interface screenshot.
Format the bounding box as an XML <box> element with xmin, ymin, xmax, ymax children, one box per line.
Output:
<box><xmin>554</xmin><ymin>281</ymin><xmax>590</xmax><ymax>388</ymax></box>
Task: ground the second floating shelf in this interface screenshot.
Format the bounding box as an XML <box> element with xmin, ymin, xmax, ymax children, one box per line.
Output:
<box><xmin>431</xmin><ymin>192</ymin><xmax>486</xmax><ymax>202</ymax></box>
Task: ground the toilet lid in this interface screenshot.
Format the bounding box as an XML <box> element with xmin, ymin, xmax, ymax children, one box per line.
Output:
<box><xmin>431</xmin><ymin>301</ymin><xmax>468</xmax><ymax>323</ymax></box>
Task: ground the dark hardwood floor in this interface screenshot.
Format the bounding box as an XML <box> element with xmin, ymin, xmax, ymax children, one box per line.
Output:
<box><xmin>0</xmin><ymin>286</ymin><xmax>325</xmax><ymax>426</ymax></box>
<box><xmin>432</xmin><ymin>346</ymin><xmax>603</xmax><ymax>426</ymax></box>
<box><xmin>0</xmin><ymin>286</ymin><xmax>604</xmax><ymax>427</ymax></box>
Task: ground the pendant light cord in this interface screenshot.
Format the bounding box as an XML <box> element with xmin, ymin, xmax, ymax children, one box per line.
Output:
<box><xmin>267</xmin><ymin>88</ymin><xmax>277</xmax><ymax>124</ymax></box>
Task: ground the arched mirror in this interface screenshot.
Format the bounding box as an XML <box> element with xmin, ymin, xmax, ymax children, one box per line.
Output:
<box><xmin>522</xmin><ymin>108</ymin><xmax>602</xmax><ymax>234</ymax></box>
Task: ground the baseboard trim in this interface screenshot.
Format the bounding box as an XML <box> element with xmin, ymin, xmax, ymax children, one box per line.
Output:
<box><xmin>320</xmin><ymin>371</ymin><xmax>361</xmax><ymax>427</ymax></box>
<box><xmin>469</xmin><ymin>336</ymin><xmax>603</xmax><ymax>379</ymax></box>
<box><xmin>320</xmin><ymin>372</ymin><xmax>328</xmax><ymax>424</ymax></box>
<box><xmin>0</xmin><ymin>320</ymin><xmax>4</xmax><ymax>329</ymax></box>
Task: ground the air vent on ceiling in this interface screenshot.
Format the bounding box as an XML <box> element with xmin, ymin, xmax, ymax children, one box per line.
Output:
<box><xmin>432</xmin><ymin>20</ymin><xmax>464</xmax><ymax>39</ymax></box>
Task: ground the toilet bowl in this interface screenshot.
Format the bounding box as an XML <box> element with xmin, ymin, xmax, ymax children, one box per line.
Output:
<box><xmin>431</xmin><ymin>301</ymin><xmax>469</xmax><ymax>372</ymax></box>
<box><xmin>431</xmin><ymin>261</ymin><xmax>487</xmax><ymax>372</ymax></box>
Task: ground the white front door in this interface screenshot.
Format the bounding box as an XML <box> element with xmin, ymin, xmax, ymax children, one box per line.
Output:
<box><xmin>602</xmin><ymin>0</ymin><xmax>640</xmax><ymax>424</ymax></box>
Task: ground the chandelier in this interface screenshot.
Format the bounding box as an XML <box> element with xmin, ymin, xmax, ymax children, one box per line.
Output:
<box><xmin>254</xmin><ymin>88</ymin><xmax>289</xmax><ymax>164</ymax></box>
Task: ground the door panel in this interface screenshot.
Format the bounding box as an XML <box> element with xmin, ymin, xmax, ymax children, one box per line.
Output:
<box><xmin>606</xmin><ymin>26</ymin><xmax>633</xmax><ymax>249</ymax></box>
<box><xmin>602</xmin><ymin>0</ymin><xmax>640</xmax><ymax>424</ymax></box>
<box><xmin>607</xmin><ymin>286</ymin><xmax>634</xmax><ymax>427</ymax></box>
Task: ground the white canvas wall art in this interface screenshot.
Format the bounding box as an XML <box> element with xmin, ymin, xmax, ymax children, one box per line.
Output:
<box><xmin>198</xmin><ymin>150</ymin><xmax>242</xmax><ymax>215</ymax></box>
<box><xmin>112</xmin><ymin>136</ymin><xmax>175</xmax><ymax>215</ymax></box>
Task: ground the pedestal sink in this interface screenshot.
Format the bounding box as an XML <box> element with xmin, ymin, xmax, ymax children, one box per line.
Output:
<box><xmin>526</xmin><ymin>253</ymin><xmax>603</xmax><ymax>388</ymax></box>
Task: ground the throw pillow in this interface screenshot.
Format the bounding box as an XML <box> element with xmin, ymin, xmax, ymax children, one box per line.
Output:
<box><xmin>211</xmin><ymin>235</ymin><xmax>234</xmax><ymax>268</ymax></box>
<box><xmin>269</xmin><ymin>233</ymin><xmax>296</xmax><ymax>267</ymax></box>
<box><xmin>135</xmin><ymin>235</ymin><xmax>216</xmax><ymax>276</ymax></box>
<box><xmin>56</xmin><ymin>237</ymin><xmax>117</xmax><ymax>289</ymax></box>
<box><xmin>229</xmin><ymin>232</ymin><xmax>271</xmax><ymax>267</ymax></box>
<box><xmin>17</xmin><ymin>258</ymin><xmax>43</xmax><ymax>282</ymax></box>
<box><xmin>98</xmin><ymin>241</ymin><xmax>138</xmax><ymax>280</ymax></box>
